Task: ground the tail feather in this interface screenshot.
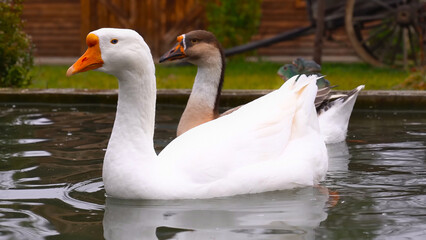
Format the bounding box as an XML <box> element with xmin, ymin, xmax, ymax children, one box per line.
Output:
<box><xmin>318</xmin><ymin>85</ymin><xmax>364</xmax><ymax>144</ymax></box>
<box><xmin>317</xmin><ymin>85</ymin><xmax>364</xmax><ymax>113</ymax></box>
<box><xmin>315</xmin><ymin>86</ymin><xmax>331</xmax><ymax>108</ymax></box>
<box><xmin>288</xmin><ymin>75</ymin><xmax>321</xmax><ymax>138</ymax></box>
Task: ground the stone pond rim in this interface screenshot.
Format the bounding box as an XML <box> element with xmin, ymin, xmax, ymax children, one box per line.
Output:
<box><xmin>0</xmin><ymin>89</ymin><xmax>425</xmax><ymax>110</ymax></box>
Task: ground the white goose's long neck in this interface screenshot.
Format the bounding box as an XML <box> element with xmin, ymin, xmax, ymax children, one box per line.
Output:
<box><xmin>105</xmin><ymin>68</ymin><xmax>157</xmax><ymax>163</ymax></box>
<box><xmin>177</xmin><ymin>52</ymin><xmax>224</xmax><ymax>135</ymax></box>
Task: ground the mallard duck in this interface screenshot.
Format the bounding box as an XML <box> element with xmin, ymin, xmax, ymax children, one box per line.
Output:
<box><xmin>278</xmin><ymin>58</ymin><xmax>365</xmax><ymax>144</ymax></box>
<box><xmin>67</xmin><ymin>28</ymin><xmax>328</xmax><ymax>200</ymax></box>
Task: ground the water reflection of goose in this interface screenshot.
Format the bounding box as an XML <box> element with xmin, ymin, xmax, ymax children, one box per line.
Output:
<box><xmin>326</xmin><ymin>142</ymin><xmax>350</xmax><ymax>173</ymax></box>
<box><xmin>104</xmin><ymin>188</ymin><xmax>329</xmax><ymax>240</ymax></box>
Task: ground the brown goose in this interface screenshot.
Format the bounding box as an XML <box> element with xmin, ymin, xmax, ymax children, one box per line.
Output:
<box><xmin>160</xmin><ymin>30</ymin><xmax>225</xmax><ymax>136</ymax></box>
<box><xmin>160</xmin><ymin>30</ymin><xmax>364</xmax><ymax>144</ymax></box>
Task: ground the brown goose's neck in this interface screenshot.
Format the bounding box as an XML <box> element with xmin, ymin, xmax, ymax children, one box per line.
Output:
<box><xmin>177</xmin><ymin>48</ymin><xmax>225</xmax><ymax>136</ymax></box>
<box><xmin>193</xmin><ymin>47</ymin><xmax>225</xmax><ymax>114</ymax></box>
<box><xmin>214</xmin><ymin>47</ymin><xmax>225</xmax><ymax>114</ymax></box>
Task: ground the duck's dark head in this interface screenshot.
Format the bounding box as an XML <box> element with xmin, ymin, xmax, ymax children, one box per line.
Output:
<box><xmin>159</xmin><ymin>30</ymin><xmax>224</xmax><ymax>66</ymax></box>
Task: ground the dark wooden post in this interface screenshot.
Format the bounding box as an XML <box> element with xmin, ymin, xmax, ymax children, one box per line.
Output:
<box><xmin>313</xmin><ymin>0</ymin><xmax>325</xmax><ymax>64</ymax></box>
<box><xmin>80</xmin><ymin>0</ymin><xmax>92</xmax><ymax>54</ymax></box>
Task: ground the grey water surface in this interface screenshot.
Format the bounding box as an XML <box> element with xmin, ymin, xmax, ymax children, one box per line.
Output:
<box><xmin>0</xmin><ymin>103</ymin><xmax>425</xmax><ymax>240</ymax></box>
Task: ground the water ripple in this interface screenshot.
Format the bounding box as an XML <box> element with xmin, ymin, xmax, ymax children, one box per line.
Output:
<box><xmin>0</xmin><ymin>138</ymin><xmax>49</xmax><ymax>145</ymax></box>
<box><xmin>12</xmin><ymin>114</ymin><xmax>53</xmax><ymax>126</ymax></box>
<box><xmin>0</xmin><ymin>206</ymin><xmax>59</xmax><ymax>240</ymax></box>
<box><xmin>1</xmin><ymin>104</ymin><xmax>425</xmax><ymax>239</ymax></box>
<box><xmin>11</xmin><ymin>150</ymin><xmax>52</xmax><ymax>158</ymax></box>
<box><xmin>0</xmin><ymin>179</ymin><xmax>104</xmax><ymax>211</ymax></box>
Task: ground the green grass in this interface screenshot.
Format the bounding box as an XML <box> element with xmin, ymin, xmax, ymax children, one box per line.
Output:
<box><xmin>30</xmin><ymin>65</ymin><xmax>118</xmax><ymax>89</ymax></box>
<box><xmin>29</xmin><ymin>60</ymin><xmax>410</xmax><ymax>90</ymax></box>
<box><xmin>321</xmin><ymin>62</ymin><xmax>410</xmax><ymax>90</ymax></box>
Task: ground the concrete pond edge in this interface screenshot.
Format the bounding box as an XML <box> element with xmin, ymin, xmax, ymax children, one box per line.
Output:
<box><xmin>0</xmin><ymin>89</ymin><xmax>425</xmax><ymax>110</ymax></box>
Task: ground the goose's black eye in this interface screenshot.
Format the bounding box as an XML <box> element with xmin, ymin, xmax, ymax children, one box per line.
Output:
<box><xmin>111</xmin><ymin>39</ymin><xmax>118</xmax><ymax>44</ymax></box>
<box><xmin>191</xmin><ymin>39</ymin><xmax>198</xmax><ymax>44</ymax></box>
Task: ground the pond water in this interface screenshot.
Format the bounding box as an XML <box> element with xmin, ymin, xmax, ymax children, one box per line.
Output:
<box><xmin>0</xmin><ymin>102</ymin><xmax>425</xmax><ymax>240</ymax></box>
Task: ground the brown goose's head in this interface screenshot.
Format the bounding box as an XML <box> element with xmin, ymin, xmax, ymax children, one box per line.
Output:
<box><xmin>159</xmin><ymin>30</ymin><xmax>223</xmax><ymax>66</ymax></box>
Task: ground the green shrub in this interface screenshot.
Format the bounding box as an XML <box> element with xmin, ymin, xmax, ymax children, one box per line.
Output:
<box><xmin>205</xmin><ymin>0</ymin><xmax>262</xmax><ymax>49</ymax></box>
<box><xmin>0</xmin><ymin>0</ymin><xmax>33</xmax><ymax>87</ymax></box>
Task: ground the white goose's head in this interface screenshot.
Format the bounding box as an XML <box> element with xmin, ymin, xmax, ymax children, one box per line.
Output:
<box><xmin>159</xmin><ymin>30</ymin><xmax>224</xmax><ymax>67</ymax></box>
<box><xmin>67</xmin><ymin>28</ymin><xmax>154</xmax><ymax>77</ymax></box>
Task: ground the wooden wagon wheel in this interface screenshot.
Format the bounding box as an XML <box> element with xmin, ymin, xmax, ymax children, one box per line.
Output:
<box><xmin>345</xmin><ymin>0</ymin><xmax>425</xmax><ymax>68</ymax></box>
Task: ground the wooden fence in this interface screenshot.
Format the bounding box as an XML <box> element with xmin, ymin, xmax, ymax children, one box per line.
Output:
<box><xmin>22</xmin><ymin>0</ymin><xmax>358</xmax><ymax>61</ymax></box>
<box><xmin>23</xmin><ymin>0</ymin><xmax>205</xmax><ymax>58</ymax></box>
<box><xmin>22</xmin><ymin>0</ymin><xmax>81</xmax><ymax>57</ymax></box>
<box><xmin>252</xmin><ymin>0</ymin><xmax>358</xmax><ymax>59</ymax></box>
<box><xmin>80</xmin><ymin>0</ymin><xmax>205</xmax><ymax>58</ymax></box>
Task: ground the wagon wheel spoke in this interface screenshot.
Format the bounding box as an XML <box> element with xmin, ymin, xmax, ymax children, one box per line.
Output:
<box><xmin>390</xmin><ymin>26</ymin><xmax>403</xmax><ymax>65</ymax></box>
<box><xmin>371</xmin><ymin>0</ymin><xmax>398</xmax><ymax>12</ymax></box>
<box><xmin>353</xmin><ymin>14</ymin><xmax>392</xmax><ymax>22</ymax></box>
<box><xmin>360</xmin><ymin>21</ymin><xmax>393</xmax><ymax>45</ymax></box>
<box><xmin>361</xmin><ymin>18</ymin><xmax>395</xmax><ymax>30</ymax></box>
<box><xmin>373</xmin><ymin>25</ymin><xmax>400</xmax><ymax>64</ymax></box>
<box><xmin>407</xmin><ymin>25</ymin><xmax>419</xmax><ymax>65</ymax></box>
<box><xmin>346</xmin><ymin>0</ymin><xmax>424</xmax><ymax>68</ymax></box>
<box><xmin>366</xmin><ymin>23</ymin><xmax>397</xmax><ymax>54</ymax></box>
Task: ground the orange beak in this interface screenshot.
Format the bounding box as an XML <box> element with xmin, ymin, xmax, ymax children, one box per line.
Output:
<box><xmin>159</xmin><ymin>35</ymin><xmax>187</xmax><ymax>63</ymax></box>
<box><xmin>66</xmin><ymin>33</ymin><xmax>104</xmax><ymax>76</ymax></box>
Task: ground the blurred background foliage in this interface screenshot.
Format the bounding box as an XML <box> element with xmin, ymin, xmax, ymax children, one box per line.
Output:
<box><xmin>205</xmin><ymin>0</ymin><xmax>262</xmax><ymax>49</ymax></box>
<box><xmin>0</xmin><ymin>0</ymin><xmax>33</xmax><ymax>87</ymax></box>
<box><xmin>395</xmin><ymin>67</ymin><xmax>425</xmax><ymax>90</ymax></box>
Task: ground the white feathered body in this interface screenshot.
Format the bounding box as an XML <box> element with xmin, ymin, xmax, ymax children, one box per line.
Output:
<box><xmin>105</xmin><ymin>75</ymin><xmax>328</xmax><ymax>199</ymax></box>
<box><xmin>72</xmin><ymin>28</ymin><xmax>328</xmax><ymax>200</ymax></box>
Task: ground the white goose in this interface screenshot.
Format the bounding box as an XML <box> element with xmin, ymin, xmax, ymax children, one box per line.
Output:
<box><xmin>66</xmin><ymin>28</ymin><xmax>328</xmax><ymax>200</ymax></box>
<box><xmin>159</xmin><ymin>30</ymin><xmax>364</xmax><ymax>144</ymax></box>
